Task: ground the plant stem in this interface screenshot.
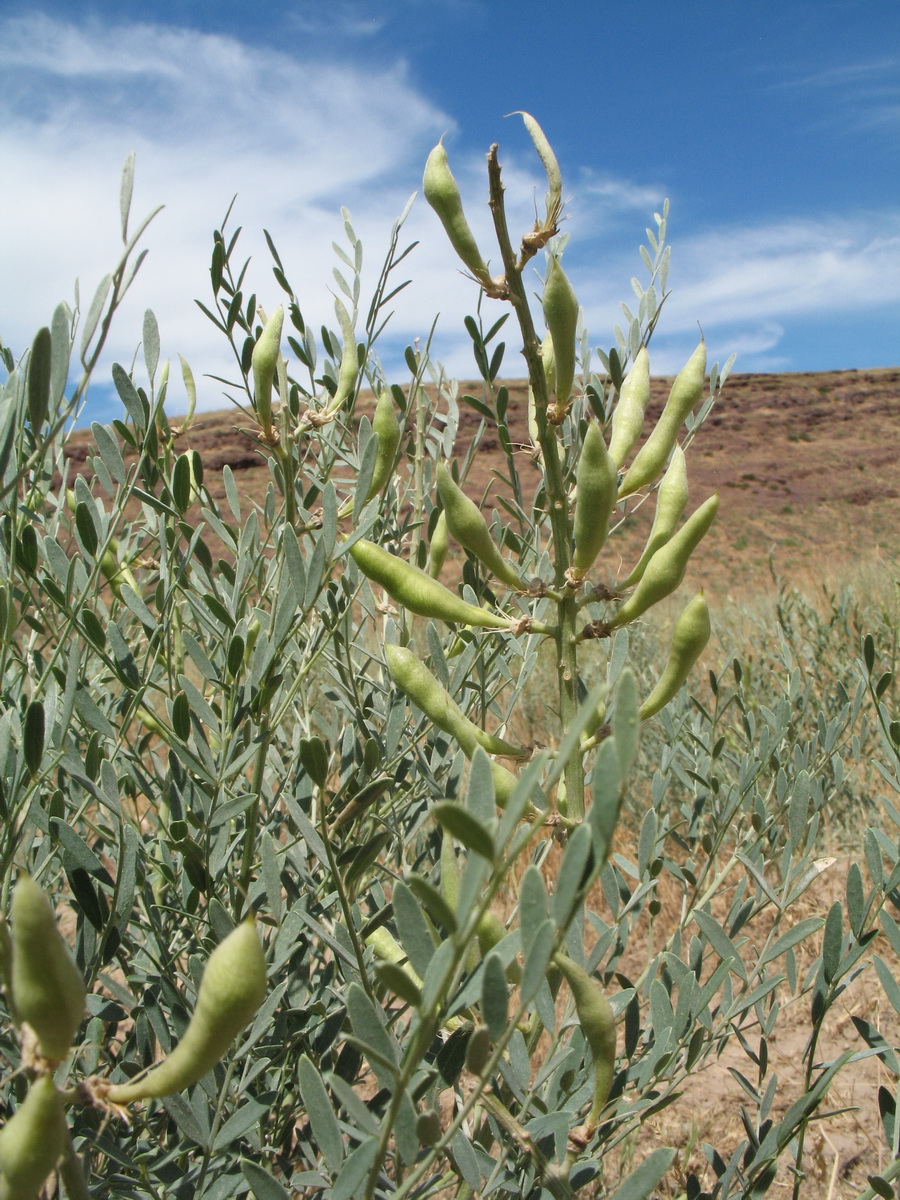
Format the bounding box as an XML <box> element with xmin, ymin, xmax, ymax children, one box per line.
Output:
<box><xmin>486</xmin><ymin>145</ymin><xmax>584</xmax><ymax>819</ymax></box>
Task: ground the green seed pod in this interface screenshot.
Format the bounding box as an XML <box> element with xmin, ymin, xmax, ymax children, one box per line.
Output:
<box><xmin>99</xmin><ymin>544</ymin><xmax>140</xmax><ymax>600</ymax></box>
<box><xmin>621</xmin><ymin>444</ymin><xmax>689</xmax><ymax>588</ymax></box>
<box><xmin>571</xmin><ymin>423</ymin><xmax>618</xmax><ymax>577</ymax></box>
<box><xmin>517</xmin><ymin>112</ymin><xmax>562</xmax><ymax>234</ymax></box>
<box><xmin>366</xmin><ymin>391</ymin><xmax>402</xmax><ymax>502</ymax></box>
<box><xmin>427</xmin><ymin>511</ymin><xmax>449</xmax><ymax>580</ymax></box>
<box><xmin>385</xmin><ymin>644</ymin><xmax>522</xmax><ymax>758</ymax></box>
<box><xmin>0</xmin><ymin>1074</ymin><xmax>67</xmax><ymax>1200</ymax></box>
<box><xmin>618</xmin><ymin>340</ymin><xmax>705</xmax><ymax>496</ymax></box>
<box><xmin>619</xmin><ymin>339</ymin><xmax>706</xmax><ymax>497</ymax></box>
<box><xmin>477</xmin><ymin>912</ymin><xmax>522</xmax><ymax>984</ymax></box>
<box><xmin>423</xmin><ymin>141</ymin><xmax>493</xmax><ymax>289</ymax></box>
<box><xmin>436</xmin><ymin>464</ymin><xmax>526</xmax><ymax>592</ymax></box>
<box><xmin>542</xmin><ymin>256</ymin><xmax>578</xmax><ymax>410</ymax></box>
<box><xmin>554</xmin><ymin>954</ymin><xmax>616</xmax><ymax>1125</ymax></box>
<box><xmin>639</xmin><ymin>591</ymin><xmax>711</xmax><ymax>720</ymax></box>
<box><xmin>10</xmin><ymin>875</ymin><xmax>86</xmax><ymax>1060</ymax></box>
<box><xmin>106</xmin><ymin>919</ymin><xmax>267</xmax><ymax>1104</ymax></box>
<box><xmin>250</xmin><ymin>306</ymin><xmax>284</xmax><ymax>436</ymax></box>
<box><xmin>607</xmin><ymin>492</ymin><xmax>718</xmax><ymax>632</ymax></box>
<box><xmin>607</xmin><ymin>346</ymin><xmax>650</xmax><ymax>468</ymax></box>
<box><xmin>350</xmin><ymin>539</ymin><xmax>513</xmax><ymax>630</ymax></box>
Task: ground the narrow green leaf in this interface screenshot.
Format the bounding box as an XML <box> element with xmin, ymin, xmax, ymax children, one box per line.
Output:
<box><xmin>260</xmin><ymin>831</ymin><xmax>283</xmax><ymax>923</ymax></box>
<box><xmin>394</xmin><ymin>1089</ymin><xmax>419</xmax><ymax>1165</ymax></box>
<box><xmin>297</xmin><ymin>1055</ymin><xmax>344</xmax><ymax>1172</ymax></box>
<box><xmin>874</xmin><ymin>956</ymin><xmax>900</xmax><ymax>1016</ymax></box>
<box><xmin>759</xmin><ymin>917</ymin><xmax>824</xmax><ymax>966</ymax></box>
<box><xmin>432</xmin><ymin>801</ymin><xmax>495</xmax><ymax>861</ymax></box>
<box><xmin>612</xmin><ymin>668</ymin><xmax>640</xmax><ymax>777</ymax></box>
<box><xmin>23</xmin><ymin>699</ymin><xmax>45</xmax><ymax>776</ymax></box>
<box><xmin>694</xmin><ymin>909</ymin><xmax>747</xmax><ymax>982</ymax></box>
<box><xmin>330</xmin><ymin>1139</ymin><xmax>377</xmax><ymax>1200</ymax></box>
<box><xmin>91</xmin><ymin>423</ymin><xmax>127</xmax><ymax>486</ymax></box>
<box><xmin>392</xmin><ymin>879</ymin><xmax>435</xmax><ymax>977</ymax></box>
<box><xmin>822</xmin><ymin>901</ymin><xmax>843</xmax><ymax>984</ymax></box>
<box><xmin>481</xmin><ymin>952</ymin><xmax>508</xmax><ymax>1040</ymax></box>
<box><xmin>521</xmin><ymin>917</ymin><xmax>556</xmax><ymax>1004</ymax></box>
<box><xmin>28</xmin><ymin>326</ymin><xmax>52</xmax><ymax>431</ymax></box>
<box><xmin>374</xmin><ymin>962</ymin><xmax>422</xmax><ymax>1008</ymax></box>
<box><xmin>406</xmin><ymin>874</ymin><xmax>457</xmax><ymax>934</ymax></box>
<box><xmin>81</xmin><ymin>274</ymin><xmax>111</xmax><ymax>359</ymax></box>
<box><xmin>119</xmin><ymin>151</ymin><xmax>135</xmax><ymax>240</ymax></box>
<box><xmin>75</xmin><ymin>502</ymin><xmax>99</xmax><ymax>557</ymax></box>
<box><xmin>241</xmin><ymin>1159</ymin><xmax>293</xmax><ymax>1200</ymax></box>
<box><xmin>588</xmin><ymin>738</ymin><xmax>622</xmax><ymax>864</ymax></box>
<box><xmin>605</xmin><ymin>1147</ymin><xmax>676</xmax><ymax>1200</ymax></box>
<box><xmin>212</xmin><ymin>1098</ymin><xmax>268</xmax><ymax>1152</ymax></box>
<box><xmin>465</xmin><ymin>746</ymin><xmax>496</xmax><ymax>824</ymax></box>
<box><xmin>50</xmin><ymin>303</ymin><xmax>69</xmax><ymax>413</ymax></box>
<box><xmin>518</xmin><ymin>865</ymin><xmax>547</xmax><ymax>956</ymax></box>
<box><xmin>551</xmin><ymin>823</ymin><xmax>593</xmax><ymax>928</ymax></box>
<box><xmin>143</xmin><ymin>309</ymin><xmax>160</xmax><ymax>384</ymax></box>
<box><xmin>846</xmin><ymin>861</ymin><xmax>866</xmax><ymax>939</ymax></box>
<box><xmin>346</xmin><ymin>982</ymin><xmax>399</xmax><ymax>1089</ymax></box>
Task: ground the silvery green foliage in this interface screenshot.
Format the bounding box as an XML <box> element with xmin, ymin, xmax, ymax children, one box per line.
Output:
<box><xmin>0</xmin><ymin>152</ymin><xmax>897</xmax><ymax>1200</ymax></box>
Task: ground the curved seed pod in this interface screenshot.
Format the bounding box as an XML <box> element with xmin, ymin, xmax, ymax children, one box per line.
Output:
<box><xmin>607</xmin><ymin>346</ymin><xmax>650</xmax><ymax>468</ymax></box>
<box><xmin>427</xmin><ymin>511</ymin><xmax>449</xmax><ymax>580</ymax></box>
<box><xmin>423</xmin><ymin>141</ymin><xmax>493</xmax><ymax>288</ymax></box>
<box><xmin>621</xmin><ymin>445</ymin><xmax>689</xmax><ymax>588</ymax></box>
<box><xmin>106</xmin><ymin>919</ymin><xmax>267</xmax><ymax>1104</ymax></box>
<box><xmin>366</xmin><ymin>926</ymin><xmax>423</xmax><ymax>992</ymax></box>
<box><xmin>542</xmin><ymin>256</ymin><xmax>578</xmax><ymax>410</ymax></box>
<box><xmin>571</xmin><ymin>423</ymin><xmax>618</xmax><ymax>577</ymax></box>
<box><xmin>0</xmin><ymin>1074</ymin><xmax>67</xmax><ymax>1200</ymax></box>
<box><xmin>10</xmin><ymin>875</ymin><xmax>86</xmax><ymax>1060</ymax></box>
<box><xmin>607</xmin><ymin>493</ymin><xmax>718</xmax><ymax>632</ymax></box>
<box><xmin>619</xmin><ymin>339</ymin><xmax>706</xmax><ymax>497</ymax></box>
<box><xmin>366</xmin><ymin>391</ymin><xmax>401</xmax><ymax>502</ymax></box>
<box><xmin>385</xmin><ymin>644</ymin><xmax>522</xmax><ymax>758</ymax></box>
<box><xmin>639</xmin><ymin>591</ymin><xmax>711</xmax><ymax>720</ymax></box>
<box><xmin>350</xmin><ymin>539</ymin><xmax>513</xmax><ymax>630</ymax></box>
<box><xmin>436</xmin><ymin>464</ymin><xmax>526</xmax><ymax>592</ymax></box>
<box><xmin>554</xmin><ymin>954</ymin><xmax>616</xmax><ymax>1124</ymax></box>
<box><xmin>99</xmin><ymin>544</ymin><xmax>140</xmax><ymax>600</ymax></box>
<box><xmin>516</xmin><ymin>112</ymin><xmax>562</xmax><ymax>234</ymax></box>
<box><xmin>250</xmin><ymin>306</ymin><xmax>284</xmax><ymax>436</ymax></box>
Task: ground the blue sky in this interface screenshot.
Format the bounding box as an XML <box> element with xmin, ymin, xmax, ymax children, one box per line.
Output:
<box><xmin>2</xmin><ymin>0</ymin><xmax>898</xmax><ymax>423</ymax></box>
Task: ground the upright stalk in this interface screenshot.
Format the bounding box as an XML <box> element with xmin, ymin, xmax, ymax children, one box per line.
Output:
<box><xmin>486</xmin><ymin>146</ymin><xmax>584</xmax><ymax>819</ymax></box>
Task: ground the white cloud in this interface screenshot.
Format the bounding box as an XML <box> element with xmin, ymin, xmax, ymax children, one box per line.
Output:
<box><xmin>0</xmin><ymin>12</ymin><xmax>463</xmax><ymax>409</ymax></box>
<box><xmin>3</xmin><ymin>13</ymin><xmax>899</xmax><ymax>417</ymax></box>
<box><xmin>569</xmin><ymin>210</ymin><xmax>900</xmax><ymax>374</ymax></box>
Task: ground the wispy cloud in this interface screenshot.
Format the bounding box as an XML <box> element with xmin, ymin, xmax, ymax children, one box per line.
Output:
<box><xmin>3</xmin><ymin>12</ymin><xmax>899</xmax><ymax>418</ymax></box>
<box><xmin>569</xmin><ymin>210</ymin><xmax>900</xmax><ymax>374</ymax></box>
<box><xmin>0</xmin><ymin>12</ymin><xmax>456</xmax><ymax>408</ymax></box>
<box><xmin>772</xmin><ymin>56</ymin><xmax>900</xmax><ymax>133</ymax></box>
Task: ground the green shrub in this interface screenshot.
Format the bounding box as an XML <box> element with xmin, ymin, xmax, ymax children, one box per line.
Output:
<box><xmin>0</xmin><ymin>122</ymin><xmax>898</xmax><ymax>1200</ymax></box>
